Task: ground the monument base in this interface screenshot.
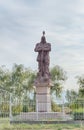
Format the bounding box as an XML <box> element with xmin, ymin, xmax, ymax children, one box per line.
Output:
<box><xmin>11</xmin><ymin>112</ymin><xmax>72</xmax><ymax>122</ymax></box>
<box><xmin>35</xmin><ymin>81</ymin><xmax>51</xmax><ymax>112</ymax></box>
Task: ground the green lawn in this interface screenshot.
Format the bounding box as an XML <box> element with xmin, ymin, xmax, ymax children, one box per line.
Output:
<box><xmin>0</xmin><ymin>118</ymin><xmax>84</xmax><ymax>130</ymax></box>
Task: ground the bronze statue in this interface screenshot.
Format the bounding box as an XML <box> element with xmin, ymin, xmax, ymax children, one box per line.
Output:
<box><xmin>34</xmin><ymin>31</ymin><xmax>51</xmax><ymax>82</ymax></box>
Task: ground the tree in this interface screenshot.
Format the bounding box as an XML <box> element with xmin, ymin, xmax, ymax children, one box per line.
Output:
<box><xmin>0</xmin><ymin>66</ymin><xmax>11</xmax><ymax>90</ymax></box>
<box><xmin>50</xmin><ymin>65</ymin><xmax>67</xmax><ymax>97</ymax></box>
<box><xmin>0</xmin><ymin>64</ymin><xmax>67</xmax><ymax>101</ymax></box>
<box><xmin>66</xmin><ymin>90</ymin><xmax>78</xmax><ymax>103</ymax></box>
<box><xmin>77</xmin><ymin>75</ymin><xmax>84</xmax><ymax>98</ymax></box>
<box><xmin>10</xmin><ymin>64</ymin><xmax>36</xmax><ymax>99</ymax></box>
<box><xmin>0</xmin><ymin>64</ymin><xmax>36</xmax><ymax>102</ymax></box>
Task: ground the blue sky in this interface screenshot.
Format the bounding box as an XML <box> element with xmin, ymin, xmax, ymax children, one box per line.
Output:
<box><xmin>0</xmin><ymin>0</ymin><xmax>84</xmax><ymax>90</ymax></box>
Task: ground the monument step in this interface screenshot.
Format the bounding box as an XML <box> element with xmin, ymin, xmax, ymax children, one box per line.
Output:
<box><xmin>12</xmin><ymin>112</ymin><xmax>72</xmax><ymax>121</ymax></box>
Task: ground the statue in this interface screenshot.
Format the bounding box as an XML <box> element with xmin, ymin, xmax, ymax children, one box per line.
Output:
<box><xmin>34</xmin><ymin>31</ymin><xmax>51</xmax><ymax>82</ymax></box>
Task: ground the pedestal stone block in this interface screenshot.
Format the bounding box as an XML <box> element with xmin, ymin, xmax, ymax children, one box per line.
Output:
<box><xmin>37</xmin><ymin>103</ymin><xmax>51</xmax><ymax>112</ymax></box>
<box><xmin>36</xmin><ymin>95</ymin><xmax>51</xmax><ymax>103</ymax></box>
<box><xmin>36</xmin><ymin>86</ymin><xmax>50</xmax><ymax>94</ymax></box>
<box><xmin>35</xmin><ymin>82</ymin><xmax>51</xmax><ymax>112</ymax></box>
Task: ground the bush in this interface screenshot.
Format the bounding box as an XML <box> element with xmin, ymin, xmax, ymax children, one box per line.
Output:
<box><xmin>64</xmin><ymin>107</ymin><xmax>72</xmax><ymax>114</ymax></box>
<box><xmin>12</xmin><ymin>105</ymin><xmax>22</xmax><ymax>115</ymax></box>
<box><xmin>22</xmin><ymin>105</ymin><xmax>28</xmax><ymax>112</ymax></box>
<box><xmin>0</xmin><ymin>112</ymin><xmax>9</xmax><ymax>117</ymax></box>
<box><xmin>22</xmin><ymin>104</ymin><xmax>35</xmax><ymax>112</ymax></box>
<box><xmin>74</xmin><ymin>112</ymin><xmax>84</xmax><ymax>120</ymax></box>
<box><xmin>51</xmin><ymin>101</ymin><xmax>61</xmax><ymax>112</ymax></box>
<box><xmin>0</xmin><ymin>103</ymin><xmax>9</xmax><ymax>112</ymax></box>
<box><xmin>73</xmin><ymin>108</ymin><xmax>84</xmax><ymax>120</ymax></box>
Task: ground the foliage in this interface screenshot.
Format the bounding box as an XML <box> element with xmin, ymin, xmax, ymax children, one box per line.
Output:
<box><xmin>0</xmin><ymin>64</ymin><xmax>66</xmax><ymax>101</ymax></box>
<box><xmin>10</xmin><ymin>64</ymin><xmax>36</xmax><ymax>97</ymax></box>
<box><xmin>0</xmin><ymin>102</ymin><xmax>9</xmax><ymax>117</ymax></box>
<box><xmin>12</xmin><ymin>105</ymin><xmax>22</xmax><ymax>115</ymax></box>
<box><xmin>69</xmin><ymin>99</ymin><xmax>84</xmax><ymax>120</ymax></box>
<box><xmin>0</xmin><ymin>113</ymin><xmax>9</xmax><ymax>117</ymax></box>
<box><xmin>22</xmin><ymin>100</ymin><xmax>35</xmax><ymax>112</ymax></box>
<box><xmin>73</xmin><ymin>112</ymin><xmax>84</xmax><ymax>120</ymax></box>
<box><xmin>66</xmin><ymin>90</ymin><xmax>78</xmax><ymax>103</ymax></box>
<box><xmin>51</xmin><ymin>101</ymin><xmax>61</xmax><ymax>112</ymax></box>
<box><xmin>50</xmin><ymin>65</ymin><xmax>67</xmax><ymax>97</ymax></box>
<box><xmin>0</xmin><ymin>103</ymin><xmax>9</xmax><ymax>113</ymax></box>
<box><xmin>73</xmin><ymin>108</ymin><xmax>84</xmax><ymax>113</ymax></box>
<box><xmin>0</xmin><ymin>66</ymin><xmax>11</xmax><ymax>91</ymax></box>
<box><xmin>0</xmin><ymin>64</ymin><xmax>36</xmax><ymax>102</ymax></box>
<box><xmin>22</xmin><ymin>105</ymin><xmax>28</xmax><ymax>112</ymax></box>
<box><xmin>0</xmin><ymin>64</ymin><xmax>67</xmax><ymax>115</ymax></box>
<box><xmin>77</xmin><ymin>75</ymin><xmax>84</xmax><ymax>98</ymax></box>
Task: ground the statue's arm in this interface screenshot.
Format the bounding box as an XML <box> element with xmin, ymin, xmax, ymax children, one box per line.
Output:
<box><xmin>34</xmin><ymin>43</ymin><xmax>42</xmax><ymax>52</ymax></box>
<box><xmin>43</xmin><ymin>43</ymin><xmax>51</xmax><ymax>51</ymax></box>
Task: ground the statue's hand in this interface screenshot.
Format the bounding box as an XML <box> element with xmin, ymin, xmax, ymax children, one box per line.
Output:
<box><xmin>43</xmin><ymin>44</ymin><xmax>51</xmax><ymax>51</ymax></box>
<box><xmin>35</xmin><ymin>44</ymin><xmax>42</xmax><ymax>51</ymax></box>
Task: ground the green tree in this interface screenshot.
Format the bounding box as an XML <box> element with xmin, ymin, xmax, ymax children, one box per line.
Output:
<box><xmin>0</xmin><ymin>64</ymin><xmax>36</xmax><ymax>103</ymax></box>
<box><xmin>0</xmin><ymin>64</ymin><xmax>67</xmax><ymax>103</ymax></box>
<box><xmin>10</xmin><ymin>64</ymin><xmax>36</xmax><ymax>100</ymax></box>
<box><xmin>0</xmin><ymin>66</ymin><xmax>11</xmax><ymax>90</ymax></box>
<box><xmin>77</xmin><ymin>75</ymin><xmax>84</xmax><ymax>98</ymax></box>
<box><xmin>50</xmin><ymin>65</ymin><xmax>67</xmax><ymax>97</ymax></box>
<box><xmin>66</xmin><ymin>90</ymin><xmax>78</xmax><ymax>103</ymax></box>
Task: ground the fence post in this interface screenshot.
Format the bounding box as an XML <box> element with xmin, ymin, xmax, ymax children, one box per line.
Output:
<box><xmin>36</xmin><ymin>99</ymin><xmax>38</xmax><ymax>120</ymax></box>
<box><xmin>62</xmin><ymin>99</ymin><xmax>65</xmax><ymax>120</ymax></box>
<box><xmin>9</xmin><ymin>93</ymin><xmax>12</xmax><ymax>121</ymax></box>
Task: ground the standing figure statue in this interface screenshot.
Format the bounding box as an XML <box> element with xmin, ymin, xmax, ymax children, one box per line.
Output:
<box><xmin>34</xmin><ymin>31</ymin><xmax>51</xmax><ymax>82</ymax></box>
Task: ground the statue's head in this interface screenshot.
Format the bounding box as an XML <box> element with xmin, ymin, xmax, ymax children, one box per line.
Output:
<box><xmin>41</xmin><ymin>36</ymin><xmax>46</xmax><ymax>43</ymax></box>
<box><xmin>41</xmin><ymin>31</ymin><xmax>46</xmax><ymax>43</ymax></box>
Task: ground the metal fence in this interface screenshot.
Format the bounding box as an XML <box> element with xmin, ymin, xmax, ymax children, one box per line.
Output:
<box><xmin>8</xmin><ymin>94</ymin><xmax>83</xmax><ymax>122</ymax></box>
<box><xmin>0</xmin><ymin>89</ymin><xmax>84</xmax><ymax>123</ymax></box>
<box><xmin>0</xmin><ymin>89</ymin><xmax>10</xmax><ymax>123</ymax></box>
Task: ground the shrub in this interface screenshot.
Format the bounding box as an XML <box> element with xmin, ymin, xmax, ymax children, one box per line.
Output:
<box><xmin>74</xmin><ymin>112</ymin><xmax>84</xmax><ymax>120</ymax></box>
<box><xmin>73</xmin><ymin>108</ymin><xmax>84</xmax><ymax>120</ymax></box>
<box><xmin>22</xmin><ymin>105</ymin><xmax>28</xmax><ymax>112</ymax></box>
<box><xmin>0</xmin><ymin>112</ymin><xmax>9</xmax><ymax>117</ymax></box>
<box><xmin>0</xmin><ymin>103</ymin><xmax>9</xmax><ymax>112</ymax></box>
<box><xmin>12</xmin><ymin>105</ymin><xmax>22</xmax><ymax>115</ymax></box>
<box><xmin>51</xmin><ymin>101</ymin><xmax>61</xmax><ymax>112</ymax></box>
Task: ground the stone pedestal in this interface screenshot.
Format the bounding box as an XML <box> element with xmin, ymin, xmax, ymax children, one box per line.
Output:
<box><xmin>35</xmin><ymin>82</ymin><xmax>51</xmax><ymax>112</ymax></box>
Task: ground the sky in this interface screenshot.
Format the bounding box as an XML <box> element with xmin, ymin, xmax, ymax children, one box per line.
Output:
<box><xmin>0</xmin><ymin>0</ymin><xmax>84</xmax><ymax>91</ymax></box>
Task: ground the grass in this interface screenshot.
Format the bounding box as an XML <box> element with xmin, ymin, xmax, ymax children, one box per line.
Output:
<box><xmin>0</xmin><ymin>118</ymin><xmax>84</xmax><ymax>130</ymax></box>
